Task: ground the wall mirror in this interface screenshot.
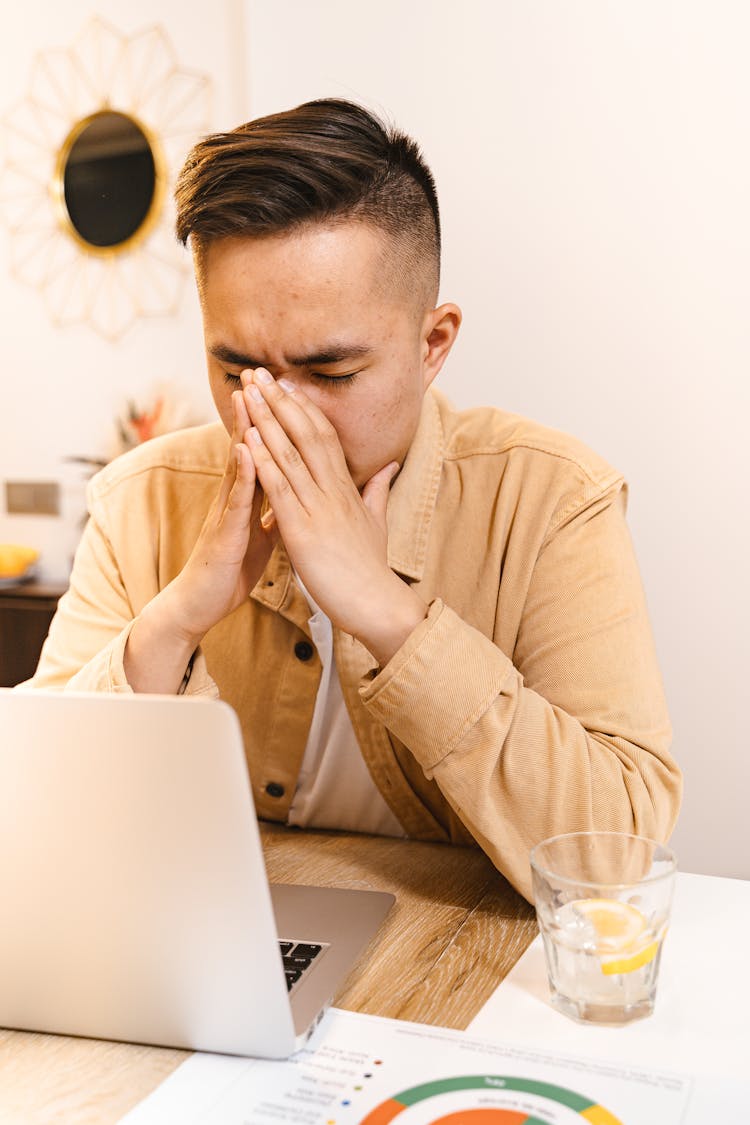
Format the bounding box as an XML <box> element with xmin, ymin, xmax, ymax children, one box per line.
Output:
<box><xmin>0</xmin><ymin>19</ymin><xmax>211</xmax><ymax>340</ymax></box>
<box><xmin>57</xmin><ymin>110</ymin><xmax>165</xmax><ymax>254</ymax></box>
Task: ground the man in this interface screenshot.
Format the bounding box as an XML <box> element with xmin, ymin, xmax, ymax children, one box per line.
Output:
<box><xmin>29</xmin><ymin>99</ymin><xmax>681</xmax><ymax>900</ymax></box>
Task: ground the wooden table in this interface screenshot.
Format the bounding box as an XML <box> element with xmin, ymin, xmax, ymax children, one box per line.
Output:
<box><xmin>0</xmin><ymin>825</ymin><xmax>537</xmax><ymax>1123</ymax></box>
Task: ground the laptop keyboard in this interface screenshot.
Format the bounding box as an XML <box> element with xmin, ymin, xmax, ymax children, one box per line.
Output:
<box><xmin>279</xmin><ymin>940</ymin><xmax>325</xmax><ymax>991</ymax></box>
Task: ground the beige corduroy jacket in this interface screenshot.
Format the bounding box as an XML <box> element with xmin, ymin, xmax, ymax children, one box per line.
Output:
<box><xmin>28</xmin><ymin>389</ymin><xmax>681</xmax><ymax>901</ymax></box>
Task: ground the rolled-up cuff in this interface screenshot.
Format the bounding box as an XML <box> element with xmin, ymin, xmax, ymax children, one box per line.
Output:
<box><xmin>359</xmin><ymin>599</ymin><xmax>515</xmax><ymax>771</ymax></box>
<box><xmin>65</xmin><ymin>619</ymin><xmax>219</xmax><ymax>699</ymax></box>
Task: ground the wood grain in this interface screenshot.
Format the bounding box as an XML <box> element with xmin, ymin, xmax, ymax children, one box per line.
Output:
<box><xmin>0</xmin><ymin>824</ymin><xmax>536</xmax><ymax>1123</ymax></box>
<box><xmin>0</xmin><ymin>1030</ymin><xmax>186</xmax><ymax>1124</ymax></box>
<box><xmin>261</xmin><ymin>825</ymin><xmax>537</xmax><ymax>1028</ymax></box>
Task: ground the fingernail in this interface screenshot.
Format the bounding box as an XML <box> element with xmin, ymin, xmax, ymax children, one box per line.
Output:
<box><xmin>278</xmin><ymin>378</ymin><xmax>295</xmax><ymax>393</ymax></box>
<box><xmin>249</xmin><ymin>426</ymin><xmax>263</xmax><ymax>445</ymax></box>
<box><xmin>246</xmin><ymin>385</ymin><xmax>263</xmax><ymax>404</ymax></box>
<box><xmin>255</xmin><ymin>368</ymin><xmax>273</xmax><ymax>385</ymax></box>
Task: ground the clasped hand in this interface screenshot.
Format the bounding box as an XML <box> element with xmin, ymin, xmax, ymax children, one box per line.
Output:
<box><xmin>174</xmin><ymin>369</ymin><xmax>427</xmax><ymax>666</ymax></box>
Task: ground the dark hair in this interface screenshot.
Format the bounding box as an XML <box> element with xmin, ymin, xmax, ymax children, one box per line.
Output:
<box><xmin>175</xmin><ymin>98</ymin><xmax>440</xmax><ymax>295</ymax></box>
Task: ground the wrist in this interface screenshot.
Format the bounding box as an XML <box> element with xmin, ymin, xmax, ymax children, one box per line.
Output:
<box><xmin>123</xmin><ymin>591</ymin><xmax>201</xmax><ymax>695</ymax></box>
<box><xmin>351</xmin><ymin>576</ymin><xmax>428</xmax><ymax>667</ymax></box>
<box><xmin>154</xmin><ymin>576</ymin><xmax>209</xmax><ymax>653</ymax></box>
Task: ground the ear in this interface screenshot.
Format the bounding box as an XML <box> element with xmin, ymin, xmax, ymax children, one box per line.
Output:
<box><xmin>420</xmin><ymin>303</ymin><xmax>462</xmax><ymax>390</ymax></box>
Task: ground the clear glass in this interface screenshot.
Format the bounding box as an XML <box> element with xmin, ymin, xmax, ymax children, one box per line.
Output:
<box><xmin>530</xmin><ymin>831</ymin><xmax>677</xmax><ymax>1025</ymax></box>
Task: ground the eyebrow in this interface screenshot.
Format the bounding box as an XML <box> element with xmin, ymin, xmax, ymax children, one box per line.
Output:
<box><xmin>209</xmin><ymin>342</ymin><xmax>373</xmax><ymax>369</ymax></box>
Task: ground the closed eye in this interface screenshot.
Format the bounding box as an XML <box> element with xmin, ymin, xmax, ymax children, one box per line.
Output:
<box><xmin>308</xmin><ymin>370</ymin><xmax>361</xmax><ymax>388</ymax></box>
<box><xmin>223</xmin><ymin>369</ymin><xmax>362</xmax><ymax>390</ymax></box>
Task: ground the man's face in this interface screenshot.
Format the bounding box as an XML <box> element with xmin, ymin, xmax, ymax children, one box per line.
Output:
<box><xmin>198</xmin><ymin>221</ymin><xmax>446</xmax><ymax>489</ymax></box>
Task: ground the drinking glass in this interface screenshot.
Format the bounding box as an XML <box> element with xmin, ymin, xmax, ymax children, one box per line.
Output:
<box><xmin>530</xmin><ymin>831</ymin><xmax>677</xmax><ymax>1025</ymax></box>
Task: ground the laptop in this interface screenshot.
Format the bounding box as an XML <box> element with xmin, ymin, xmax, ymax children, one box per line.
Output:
<box><xmin>0</xmin><ymin>689</ymin><xmax>394</xmax><ymax>1058</ymax></box>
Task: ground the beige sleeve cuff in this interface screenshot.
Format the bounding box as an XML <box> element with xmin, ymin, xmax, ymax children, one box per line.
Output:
<box><xmin>358</xmin><ymin>599</ymin><xmax>515</xmax><ymax>771</ymax></box>
<box><xmin>62</xmin><ymin>618</ymin><xmax>219</xmax><ymax>699</ymax></box>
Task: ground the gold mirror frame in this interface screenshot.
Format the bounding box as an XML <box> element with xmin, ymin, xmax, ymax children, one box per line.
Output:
<box><xmin>53</xmin><ymin>109</ymin><xmax>167</xmax><ymax>258</ymax></box>
<box><xmin>0</xmin><ymin>18</ymin><xmax>212</xmax><ymax>341</ymax></box>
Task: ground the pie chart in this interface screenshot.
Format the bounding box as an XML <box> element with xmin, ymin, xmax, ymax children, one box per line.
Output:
<box><xmin>359</xmin><ymin>1075</ymin><xmax>622</xmax><ymax>1124</ymax></box>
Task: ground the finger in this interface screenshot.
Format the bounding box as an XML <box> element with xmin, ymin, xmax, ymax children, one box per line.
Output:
<box><xmin>269</xmin><ymin>374</ymin><xmax>337</xmax><ymax>440</ymax></box>
<box><xmin>246</xmin><ymin>373</ymin><xmax>353</xmax><ymax>497</ymax></box>
<box><xmin>245</xmin><ymin>425</ymin><xmax>306</xmax><ymax>527</ymax></box>
<box><xmin>232</xmin><ymin>440</ymin><xmax>256</xmax><ymax>499</ymax></box>
<box><xmin>219</xmin><ymin>442</ymin><xmax>258</xmax><ymax>539</ymax></box>
<box><xmin>268</xmin><ymin>375</ymin><xmax>343</xmax><ymax>450</ymax></box>
<box><xmin>213</xmin><ymin>391</ymin><xmax>248</xmax><ymax>515</ymax></box>
<box><xmin>242</xmin><ymin>379</ymin><xmax>321</xmax><ymax>508</ymax></box>
<box><xmin>239</xmin><ymin>367</ymin><xmax>341</xmax><ymax>464</ymax></box>
<box><xmin>361</xmin><ymin>461</ymin><xmax>400</xmax><ymax>526</ymax></box>
<box><xmin>234</xmin><ymin>383</ymin><xmax>252</xmax><ymax>435</ymax></box>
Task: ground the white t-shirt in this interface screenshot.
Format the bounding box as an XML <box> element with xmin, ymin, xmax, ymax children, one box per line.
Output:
<box><xmin>286</xmin><ymin>581</ymin><xmax>405</xmax><ymax>837</ymax></box>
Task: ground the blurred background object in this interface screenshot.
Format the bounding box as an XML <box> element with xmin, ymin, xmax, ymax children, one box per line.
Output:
<box><xmin>0</xmin><ymin>544</ymin><xmax>39</xmax><ymax>583</ymax></box>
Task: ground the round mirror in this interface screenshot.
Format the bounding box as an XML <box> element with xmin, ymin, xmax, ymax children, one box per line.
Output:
<box><xmin>55</xmin><ymin>110</ymin><xmax>165</xmax><ymax>255</ymax></box>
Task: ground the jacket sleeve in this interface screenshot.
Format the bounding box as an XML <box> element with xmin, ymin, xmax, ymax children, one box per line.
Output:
<box><xmin>359</xmin><ymin>485</ymin><xmax>681</xmax><ymax>901</ymax></box>
<box><xmin>22</xmin><ymin>512</ymin><xmax>217</xmax><ymax>699</ymax></box>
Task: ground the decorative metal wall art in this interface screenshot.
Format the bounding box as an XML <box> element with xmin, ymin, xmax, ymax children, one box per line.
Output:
<box><xmin>0</xmin><ymin>18</ymin><xmax>212</xmax><ymax>340</ymax></box>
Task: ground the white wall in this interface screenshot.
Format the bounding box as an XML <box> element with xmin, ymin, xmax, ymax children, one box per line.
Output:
<box><xmin>1</xmin><ymin>2</ymin><xmax>747</xmax><ymax>880</ymax></box>
<box><xmin>243</xmin><ymin>0</ymin><xmax>749</xmax><ymax>879</ymax></box>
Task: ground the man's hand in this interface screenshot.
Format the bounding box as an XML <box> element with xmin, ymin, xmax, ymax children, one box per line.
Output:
<box><xmin>241</xmin><ymin>369</ymin><xmax>427</xmax><ymax>666</ymax></box>
<box><xmin>164</xmin><ymin>383</ymin><xmax>278</xmax><ymax>645</ymax></box>
<box><xmin>123</xmin><ymin>380</ymin><xmax>277</xmax><ymax>692</ymax></box>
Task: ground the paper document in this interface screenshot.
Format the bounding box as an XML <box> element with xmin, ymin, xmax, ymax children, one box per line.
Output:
<box><xmin>121</xmin><ymin>1007</ymin><xmax>690</xmax><ymax>1124</ymax></box>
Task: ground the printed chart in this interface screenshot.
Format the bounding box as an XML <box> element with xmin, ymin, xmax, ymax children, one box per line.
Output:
<box><xmin>360</xmin><ymin>1074</ymin><xmax>621</xmax><ymax>1124</ymax></box>
<box><xmin>122</xmin><ymin>1008</ymin><xmax>690</xmax><ymax>1125</ymax></box>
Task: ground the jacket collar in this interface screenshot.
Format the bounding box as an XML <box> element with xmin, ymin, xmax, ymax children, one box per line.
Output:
<box><xmin>386</xmin><ymin>388</ymin><xmax>444</xmax><ymax>583</ymax></box>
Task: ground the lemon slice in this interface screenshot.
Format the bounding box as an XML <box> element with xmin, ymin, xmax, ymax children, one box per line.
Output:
<box><xmin>570</xmin><ymin>898</ymin><xmax>659</xmax><ymax>975</ymax></box>
<box><xmin>600</xmin><ymin>939</ymin><xmax>660</xmax><ymax>976</ymax></box>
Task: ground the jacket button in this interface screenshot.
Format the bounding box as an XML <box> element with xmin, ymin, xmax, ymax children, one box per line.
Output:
<box><xmin>265</xmin><ymin>782</ymin><xmax>285</xmax><ymax>798</ymax></box>
<box><xmin>294</xmin><ymin>640</ymin><xmax>314</xmax><ymax>662</ymax></box>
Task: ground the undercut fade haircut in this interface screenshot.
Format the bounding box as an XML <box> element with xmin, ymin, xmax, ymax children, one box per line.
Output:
<box><xmin>175</xmin><ymin>98</ymin><xmax>441</xmax><ymax>304</ymax></box>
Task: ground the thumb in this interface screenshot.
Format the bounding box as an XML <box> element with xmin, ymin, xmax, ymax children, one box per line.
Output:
<box><xmin>361</xmin><ymin>461</ymin><xmax>400</xmax><ymax>524</ymax></box>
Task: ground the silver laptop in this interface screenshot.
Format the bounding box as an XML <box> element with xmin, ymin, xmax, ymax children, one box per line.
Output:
<box><xmin>0</xmin><ymin>689</ymin><xmax>394</xmax><ymax>1058</ymax></box>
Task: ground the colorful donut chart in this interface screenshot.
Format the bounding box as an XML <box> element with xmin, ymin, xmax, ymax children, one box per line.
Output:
<box><xmin>359</xmin><ymin>1075</ymin><xmax>623</xmax><ymax>1125</ymax></box>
